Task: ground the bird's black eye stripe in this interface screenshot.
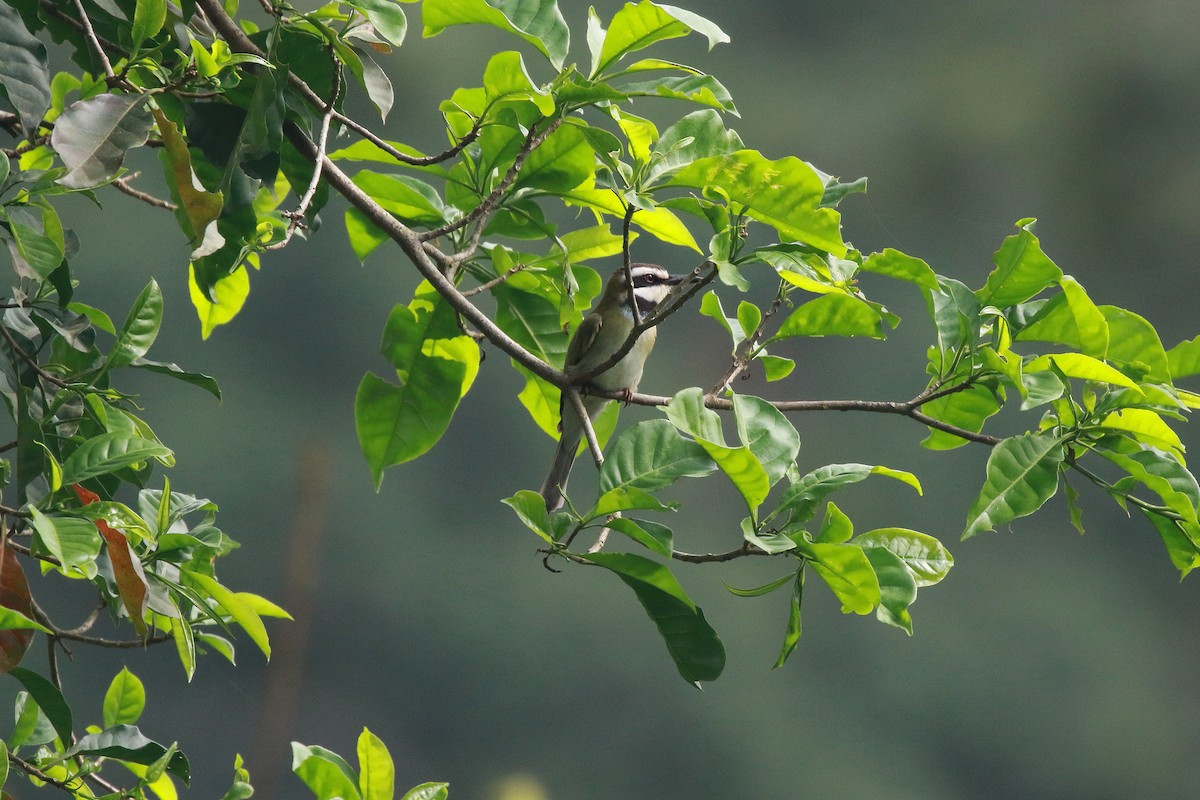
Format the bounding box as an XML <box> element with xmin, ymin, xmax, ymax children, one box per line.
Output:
<box><xmin>632</xmin><ymin>272</ymin><xmax>665</xmax><ymax>288</ymax></box>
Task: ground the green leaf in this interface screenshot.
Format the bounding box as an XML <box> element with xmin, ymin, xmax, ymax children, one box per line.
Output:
<box><xmin>733</xmin><ymin>394</ymin><xmax>801</xmax><ymax>487</ymax></box>
<box><xmin>773</xmin><ymin>573</ymin><xmax>803</xmax><ymax>668</ymax></box>
<box><xmin>925</xmin><ymin>277</ymin><xmax>981</xmax><ymax>358</ymax></box>
<box><xmin>132</xmin><ymin>0</ymin><xmax>167</xmax><ymax>49</ymax></box>
<box><xmin>1098</xmin><ymin>444</ymin><xmax>1200</xmax><ymax>524</ymax></box>
<box><xmin>1167</xmin><ymin>334</ymin><xmax>1200</xmax><ymax>380</ymax></box>
<box><xmin>356</xmin><ymin>292</ymin><xmax>481</xmax><ymax>489</ymax></box>
<box><xmin>0</xmin><ymin>607</ymin><xmax>49</xmax><ymax>634</ymax></box>
<box><xmin>1139</xmin><ymin>508</ymin><xmax>1200</xmax><ymax>577</ymax></box>
<box><xmin>860</xmin><ymin>248</ymin><xmax>938</xmax><ymax>290</ymax></box>
<box><xmin>977</xmin><ymin>219</ymin><xmax>1063</xmax><ymax>308</ymax></box>
<box><xmin>128</xmin><ymin>358</ymin><xmax>222</xmax><ymax>400</ymax></box>
<box><xmin>352</xmin><ymin>171</ymin><xmax>446</xmax><ymax>228</ymax></box>
<box><xmin>861</xmin><ymin>546</ymin><xmax>916</xmax><ymax>633</ymax></box>
<box><xmin>8</xmin><ymin>667</ymin><xmax>73</xmax><ymax>745</ymax></box>
<box><xmin>599</xmin><ymin>419</ymin><xmax>716</xmax><ymax>493</ymax></box>
<box><xmin>815</xmin><ymin>501</ymin><xmax>853</xmax><ymax>544</ymax></box>
<box><xmin>357</xmin><ymin>728</ymin><xmax>395</xmax><ymax>800</ymax></box>
<box><xmin>852</xmin><ymin>528</ymin><xmax>954</xmax><ymax>587</ymax></box>
<box><xmin>51</xmin><ymin>94</ymin><xmax>154</xmax><ymax>189</ymax></box>
<box><xmin>724</xmin><ymin>572</ymin><xmax>794</xmax><ymax>597</ymax></box>
<box><xmin>103</xmin><ymin>667</ymin><xmax>146</xmax><ymax>728</ymax></box>
<box><xmin>502</xmin><ymin>490</ymin><xmax>557</xmax><ymax>543</ymax></box>
<box><xmin>919</xmin><ymin>383</ymin><xmax>1002</xmax><ymax>450</ymax></box>
<box><xmin>182</xmin><ymin>570</ymin><xmax>272</xmax><ymax>659</ymax></box>
<box><xmin>292</xmin><ymin>743</ymin><xmax>364</xmax><ymax>800</ymax></box>
<box><xmin>401</xmin><ymin>784</ymin><xmax>450</xmax><ymax>800</ymax></box>
<box><xmin>646</xmin><ymin>109</ymin><xmax>744</xmax><ymax>186</ymax></box>
<box><xmin>668</xmin><ymin>149</ymin><xmax>846</xmax><ymax>255</ymax></box>
<box><xmin>803</xmin><ymin>542</ymin><xmax>880</xmax><ymax>615</ymax></box>
<box><xmin>560</xmin><ymin>187</ymin><xmax>701</xmax><ymax>250</ymax></box>
<box><xmin>61</xmin><ymin>433</ymin><xmax>172</xmax><ymax>484</ymax></box>
<box><xmin>1025</xmin><ymin>352</ymin><xmax>1141</xmax><ymax>392</ymax></box>
<box><xmin>483</xmin><ymin>50</ymin><xmax>554</xmax><ymax>115</ymax></box>
<box><xmin>422</xmin><ymin>0</ymin><xmax>570</xmax><ymax>69</ymax></box>
<box><xmin>620</xmin><ymin>73</ymin><xmax>737</xmax><ymax>115</ymax></box>
<box><xmin>759</xmin><ymin>355</ymin><xmax>795</xmax><ymax>381</ymax></box>
<box><xmin>513</xmin><ymin>122</ymin><xmax>594</xmax><ymax>192</ymax></box>
<box><xmin>594</xmin><ymin>0</ymin><xmax>727</xmax><ymax>75</ymax></box>
<box><xmin>582</xmin><ymin>552</ymin><xmax>725</xmax><ymax>685</ymax></box>
<box><xmin>772</xmin><ymin>463</ymin><xmax>922</xmax><ymax>526</ymax></box>
<box><xmin>1100</xmin><ymin>305</ymin><xmax>1171</xmax><ymax>383</ymax></box>
<box><xmin>189</xmin><ymin>263</ymin><xmax>250</xmax><ymax>339</ymax></box>
<box><xmin>771</xmin><ymin>294</ymin><xmax>884</xmax><ymax>340</ymax></box>
<box><xmin>602</xmin><ymin>517</ymin><xmax>673</xmax><ymax>558</ymax></box>
<box><xmin>346</xmin><ymin>0</ymin><xmax>408</xmax><ymax>46</ymax></box>
<box><xmin>0</xmin><ymin>5</ymin><xmax>51</xmax><ymax>135</ymax></box>
<box><xmin>4</xmin><ymin>206</ymin><xmax>65</xmax><ymax>278</ymax></box>
<box><xmin>963</xmin><ymin>432</ymin><xmax>1064</xmax><ymax>538</ymax></box>
<box><xmin>591</xmin><ymin>486</ymin><xmax>672</xmax><ymax>517</ymax></box>
<box><xmin>108</xmin><ymin>280</ymin><xmax>163</xmax><ymax>369</ymax></box>
<box><xmin>1015</xmin><ymin>276</ymin><xmax>1108</xmax><ymax>358</ymax></box>
<box><xmin>27</xmin><ymin>509</ymin><xmax>102</xmax><ymax>577</ymax></box>
<box><xmin>1100</xmin><ymin>408</ymin><xmax>1184</xmax><ymax>459</ymax></box>
<box><xmin>65</xmin><ymin>725</ymin><xmax>190</xmax><ymax>783</ymax></box>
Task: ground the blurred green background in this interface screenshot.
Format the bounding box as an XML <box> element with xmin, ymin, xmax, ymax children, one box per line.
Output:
<box><xmin>19</xmin><ymin>1</ymin><xmax>1200</xmax><ymax>798</ymax></box>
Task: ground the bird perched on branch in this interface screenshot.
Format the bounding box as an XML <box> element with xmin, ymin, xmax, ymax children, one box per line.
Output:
<box><xmin>540</xmin><ymin>262</ymin><xmax>688</xmax><ymax>511</ymax></box>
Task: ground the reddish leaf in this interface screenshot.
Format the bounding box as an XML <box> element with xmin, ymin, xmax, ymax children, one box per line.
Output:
<box><xmin>0</xmin><ymin>540</ymin><xmax>36</xmax><ymax>671</ymax></box>
<box><xmin>72</xmin><ymin>484</ymin><xmax>101</xmax><ymax>505</ymax></box>
<box><xmin>97</xmin><ymin>521</ymin><xmax>149</xmax><ymax>637</ymax></box>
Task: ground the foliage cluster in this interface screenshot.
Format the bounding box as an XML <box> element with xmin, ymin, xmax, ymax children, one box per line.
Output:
<box><xmin>0</xmin><ymin>0</ymin><xmax>1198</xmax><ymax>797</ymax></box>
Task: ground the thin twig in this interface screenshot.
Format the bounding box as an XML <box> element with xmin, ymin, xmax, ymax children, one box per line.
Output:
<box><xmin>69</xmin><ymin>0</ymin><xmax>115</xmax><ymax>79</ymax></box>
<box><xmin>711</xmin><ymin>290</ymin><xmax>785</xmax><ymax>393</ymax></box>
<box><xmin>671</xmin><ymin>543</ymin><xmax>771</xmax><ymax>563</ymax></box>
<box><xmin>10</xmin><ymin>751</ymin><xmax>86</xmax><ymax>792</ymax></box>
<box><xmin>0</xmin><ymin>323</ymin><xmax>71</xmax><ymax>388</ymax></box>
<box><xmin>462</xmin><ymin>263</ymin><xmax>528</xmax><ymax>297</ymax></box>
<box><xmin>265</xmin><ymin>63</ymin><xmax>342</xmax><ymax>251</ymax></box>
<box><xmin>112</xmin><ymin>175</ymin><xmax>176</xmax><ymax>210</ymax></box>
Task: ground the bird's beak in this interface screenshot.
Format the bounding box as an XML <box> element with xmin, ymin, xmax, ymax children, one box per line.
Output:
<box><xmin>666</xmin><ymin>273</ymin><xmax>691</xmax><ymax>285</ymax></box>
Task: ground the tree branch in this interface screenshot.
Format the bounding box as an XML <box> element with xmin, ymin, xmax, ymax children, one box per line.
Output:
<box><xmin>69</xmin><ymin>0</ymin><xmax>115</xmax><ymax>80</ymax></box>
<box><xmin>671</xmin><ymin>542</ymin><xmax>772</xmax><ymax>563</ymax></box>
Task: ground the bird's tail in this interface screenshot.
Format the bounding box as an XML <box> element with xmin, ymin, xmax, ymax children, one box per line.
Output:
<box><xmin>539</xmin><ymin>430</ymin><xmax>580</xmax><ymax>512</ymax></box>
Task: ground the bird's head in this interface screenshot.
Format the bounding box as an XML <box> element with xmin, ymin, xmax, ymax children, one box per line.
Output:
<box><xmin>603</xmin><ymin>263</ymin><xmax>689</xmax><ymax>317</ymax></box>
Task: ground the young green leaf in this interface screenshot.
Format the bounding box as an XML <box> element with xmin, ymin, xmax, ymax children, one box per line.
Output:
<box><xmin>422</xmin><ymin>0</ymin><xmax>570</xmax><ymax>69</ymax></box>
<box><xmin>292</xmin><ymin>743</ymin><xmax>365</xmax><ymax>800</ymax></box>
<box><xmin>183</xmin><ymin>571</ymin><xmax>272</xmax><ymax>659</ymax></box>
<box><xmin>977</xmin><ymin>219</ymin><xmax>1063</xmax><ymax>308</ymax></box>
<box><xmin>109</xmin><ymin>280</ymin><xmax>164</xmax><ymax>369</ymax></box>
<box><xmin>357</xmin><ymin>728</ymin><xmax>395</xmax><ymax>800</ymax></box>
<box><xmin>773</xmin><ymin>572</ymin><xmax>804</xmax><ymax>668</ymax></box>
<box><xmin>861</xmin><ymin>546</ymin><xmax>916</xmax><ymax>634</ymax></box>
<box><xmin>771</xmin><ymin>294</ymin><xmax>884</xmax><ymax>340</ymax></box>
<box><xmin>602</xmin><ymin>517</ymin><xmax>674</xmax><ymax>558</ymax></box>
<box><xmin>860</xmin><ymin>249</ymin><xmax>938</xmax><ymax>290</ymax></box>
<box><xmin>103</xmin><ymin>667</ymin><xmax>147</xmax><ymax>728</ymax></box>
<box><xmin>802</xmin><ymin>542</ymin><xmax>880</xmax><ymax>615</ymax></box>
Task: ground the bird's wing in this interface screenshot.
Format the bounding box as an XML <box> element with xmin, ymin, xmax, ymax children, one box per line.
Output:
<box><xmin>564</xmin><ymin>311</ymin><xmax>603</xmax><ymax>374</ymax></box>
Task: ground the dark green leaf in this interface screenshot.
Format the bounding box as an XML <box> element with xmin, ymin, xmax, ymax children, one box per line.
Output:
<box><xmin>51</xmin><ymin>94</ymin><xmax>153</xmax><ymax>189</ymax></box>
<box><xmin>27</xmin><ymin>509</ymin><xmax>102</xmax><ymax>576</ymax></box>
<box><xmin>128</xmin><ymin>357</ymin><xmax>222</xmax><ymax>400</ymax></box>
<box><xmin>583</xmin><ymin>552</ymin><xmax>725</xmax><ymax>685</ymax></box>
<box><xmin>109</xmin><ymin>280</ymin><xmax>163</xmax><ymax>369</ymax></box>
<box><xmin>0</xmin><ymin>4</ymin><xmax>51</xmax><ymax>135</ymax></box>
<box><xmin>65</xmin><ymin>725</ymin><xmax>190</xmax><ymax>783</ymax></box>
<box><xmin>723</xmin><ymin>572</ymin><xmax>793</xmax><ymax>598</ymax></box>
<box><xmin>8</xmin><ymin>667</ymin><xmax>72</xmax><ymax>745</ymax></box>
<box><xmin>772</xmin><ymin>573</ymin><xmax>803</xmax><ymax>668</ymax></box>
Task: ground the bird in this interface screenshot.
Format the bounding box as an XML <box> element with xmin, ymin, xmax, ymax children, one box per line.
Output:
<box><xmin>539</xmin><ymin>262</ymin><xmax>689</xmax><ymax>511</ymax></box>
